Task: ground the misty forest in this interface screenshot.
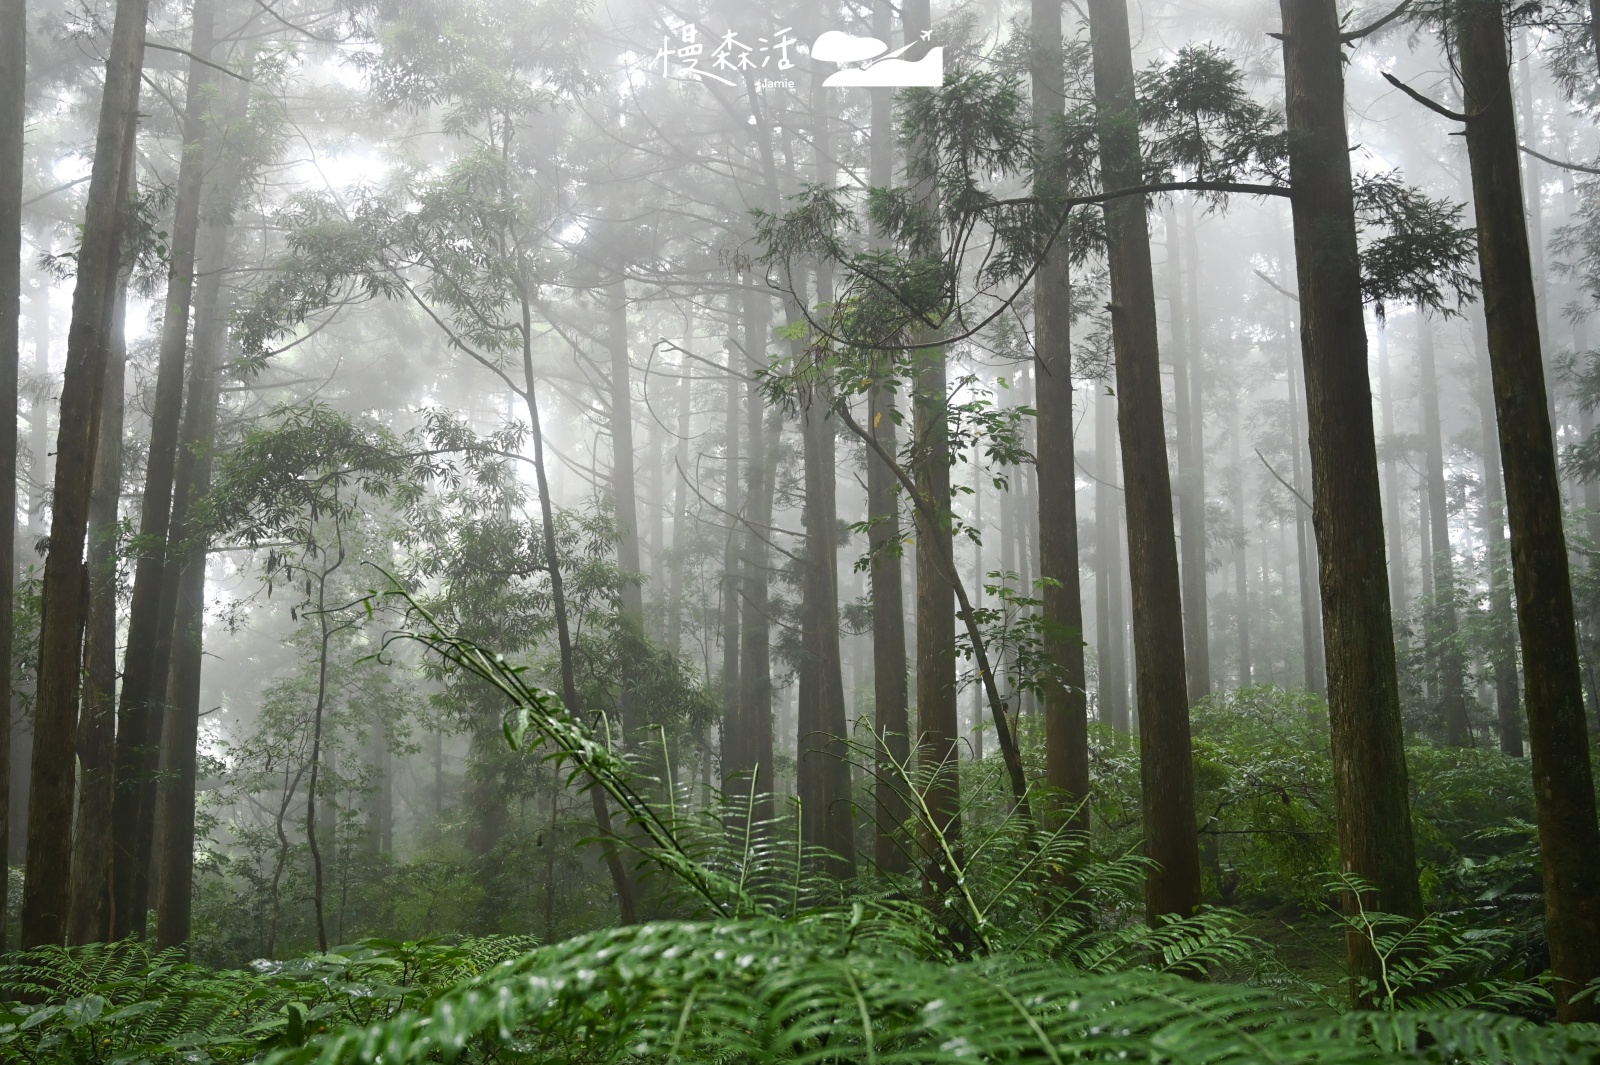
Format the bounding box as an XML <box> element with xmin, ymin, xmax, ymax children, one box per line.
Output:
<box><xmin>5</xmin><ymin>0</ymin><xmax>1600</xmax><ymax>1054</ymax></box>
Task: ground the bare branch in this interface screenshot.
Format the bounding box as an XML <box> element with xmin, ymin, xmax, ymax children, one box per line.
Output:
<box><xmin>1341</xmin><ymin>0</ymin><xmax>1412</xmax><ymax>42</ymax></box>
<box><xmin>144</xmin><ymin>39</ymin><xmax>251</xmax><ymax>81</ymax></box>
<box><xmin>1381</xmin><ymin>72</ymin><xmax>1471</xmax><ymax>123</ymax></box>
<box><xmin>1520</xmin><ymin>143</ymin><xmax>1600</xmax><ymax>176</ymax></box>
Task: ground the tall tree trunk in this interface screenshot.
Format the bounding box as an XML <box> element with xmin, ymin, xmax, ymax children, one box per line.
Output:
<box><xmin>1276</xmin><ymin>0</ymin><xmax>1423</xmax><ymax>992</ymax></box>
<box><xmin>607</xmin><ymin>279</ymin><xmax>646</xmax><ymax>746</ymax></box>
<box><xmin>1232</xmin><ymin>406</ymin><xmax>1251</xmax><ymax>686</ymax></box>
<box><xmin>1168</xmin><ymin>204</ymin><xmax>1210</xmax><ymax>701</ymax></box>
<box><xmin>154</xmin><ymin>210</ymin><xmax>230</xmax><ymax>951</ymax></box>
<box><xmin>800</xmin><ymin>385</ymin><xmax>855</xmax><ymax>876</ymax></box>
<box><xmin>666</xmin><ymin>346</ymin><xmax>690</xmax><ymax>655</ymax></box>
<box><xmin>1377</xmin><ymin>320</ymin><xmax>1409</xmax><ymax>628</ymax></box>
<box><xmin>1418</xmin><ymin>318</ymin><xmax>1470</xmax><ymax>745</ymax></box>
<box><xmin>1032</xmin><ymin>0</ymin><xmax>1089</xmax><ymax>828</ymax></box>
<box><xmin>736</xmin><ymin>291</ymin><xmax>778</xmax><ymax>828</ymax></box>
<box><xmin>0</xmin><ymin>0</ymin><xmax>24</xmax><ymax>953</ymax></box>
<box><xmin>1085</xmin><ymin>0</ymin><xmax>1200</xmax><ymax>921</ymax></box>
<box><xmin>798</xmin><ymin>43</ymin><xmax>854</xmax><ymax>878</ymax></box>
<box><xmin>720</xmin><ymin>314</ymin><xmax>743</xmax><ymax>783</ymax></box>
<box><xmin>1095</xmin><ymin>386</ymin><xmax>1129</xmax><ymax>732</ymax></box>
<box><xmin>21</xmin><ymin>0</ymin><xmax>147</xmax><ymax>943</ymax></box>
<box><xmin>67</xmin><ymin>278</ymin><xmax>126</xmax><ymax>945</ymax></box>
<box><xmin>1454</xmin><ymin>0</ymin><xmax>1600</xmax><ymax>1019</ymax></box>
<box><xmin>1473</xmin><ymin>326</ymin><xmax>1522</xmax><ymax>756</ymax></box>
<box><xmin>867</xmin><ymin>0</ymin><xmax>910</xmax><ymax>872</ymax></box>
<box><xmin>109</xmin><ymin>0</ymin><xmax>215</xmax><ymax>940</ymax></box>
<box><xmin>518</xmin><ymin>287</ymin><xmax>636</xmax><ymax>925</ymax></box>
<box><xmin>1282</xmin><ymin>278</ymin><xmax>1325</xmax><ymax>694</ymax></box>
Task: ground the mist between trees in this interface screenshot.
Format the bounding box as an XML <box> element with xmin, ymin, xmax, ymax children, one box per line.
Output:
<box><xmin>3</xmin><ymin>0</ymin><xmax>1600</xmax><ymax>1055</ymax></box>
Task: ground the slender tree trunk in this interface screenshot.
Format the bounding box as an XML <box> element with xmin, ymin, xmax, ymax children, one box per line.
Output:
<box><xmin>607</xmin><ymin>279</ymin><xmax>644</xmax><ymax>731</ymax></box>
<box><xmin>1277</xmin><ymin>0</ymin><xmax>1423</xmax><ymax>992</ymax></box>
<box><xmin>867</xmin><ymin>3</ymin><xmax>910</xmax><ymax>871</ymax></box>
<box><xmin>798</xmin><ymin>50</ymin><xmax>854</xmax><ymax>877</ymax></box>
<box><xmin>66</xmin><ymin>278</ymin><xmax>126</xmax><ymax>945</ymax></box>
<box><xmin>1377</xmin><ymin>320</ymin><xmax>1409</xmax><ymax>628</ymax></box>
<box><xmin>109</xmin><ymin>0</ymin><xmax>214</xmax><ymax>940</ymax></box>
<box><xmin>1283</xmin><ymin>281</ymin><xmax>1325</xmax><ymax>694</ymax></box>
<box><xmin>1233</xmin><ymin>407</ymin><xmax>1251</xmax><ymax>686</ymax></box>
<box><xmin>1085</xmin><ymin>0</ymin><xmax>1200</xmax><ymax>921</ymax></box>
<box><xmin>666</xmin><ymin>348</ymin><xmax>690</xmax><ymax>655</ymax></box>
<box><xmin>154</xmin><ymin>212</ymin><xmax>231</xmax><ymax>951</ymax></box>
<box><xmin>1168</xmin><ymin>204</ymin><xmax>1210</xmax><ymax>701</ymax></box>
<box><xmin>1095</xmin><ymin>386</ymin><xmax>1129</xmax><ymax>732</ymax></box>
<box><xmin>1033</xmin><ymin>0</ymin><xmax>1089</xmax><ymax>828</ymax></box>
<box><xmin>19</xmin><ymin>0</ymin><xmax>148</xmax><ymax>948</ymax></box>
<box><xmin>800</xmin><ymin>384</ymin><xmax>855</xmax><ymax>876</ymax></box>
<box><xmin>737</xmin><ymin>292</ymin><xmax>779</xmax><ymax>828</ymax></box>
<box><xmin>1454</xmin><ymin>0</ymin><xmax>1600</xmax><ymax>1019</ymax></box>
<box><xmin>0</xmin><ymin>0</ymin><xmax>24</xmax><ymax>953</ymax></box>
<box><xmin>1418</xmin><ymin>318</ymin><xmax>1470</xmax><ymax>745</ymax></box>
<box><xmin>721</xmin><ymin>316</ymin><xmax>743</xmax><ymax>784</ymax></box>
<box><xmin>1474</xmin><ymin>326</ymin><xmax>1522</xmax><ymax>756</ymax></box>
<box><xmin>518</xmin><ymin>288</ymin><xmax>636</xmax><ymax>925</ymax></box>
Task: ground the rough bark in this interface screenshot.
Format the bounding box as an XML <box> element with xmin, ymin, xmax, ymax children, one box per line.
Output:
<box><xmin>67</xmin><ymin>278</ymin><xmax>126</xmax><ymax>945</ymax></box>
<box><xmin>1276</xmin><ymin>0</ymin><xmax>1424</xmax><ymax>992</ymax></box>
<box><xmin>800</xmin><ymin>385</ymin><xmax>855</xmax><ymax>876</ymax></box>
<box><xmin>109</xmin><ymin>0</ymin><xmax>215</xmax><ymax>940</ymax></box>
<box><xmin>1032</xmin><ymin>0</ymin><xmax>1089</xmax><ymax>829</ymax></box>
<box><xmin>1417</xmin><ymin>319</ymin><xmax>1470</xmax><ymax>745</ymax></box>
<box><xmin>0</xmin><ymin>0</ymin><xmax>23</xmax><ymax>953</ymax></box>
<box><xmin>20</xmin><ymin>0</ymin><xmax>147</xmax><ymax>944</ymax></box>
<box><xmin>1085</xmin><ymin>0</ymin><xmax>1200</xmax><ymax>922</ymax></box>
<box><xmin>1454</xmin><ymin>0</ymin><xmax>1600</xmax><ymax>1019</ymax></box>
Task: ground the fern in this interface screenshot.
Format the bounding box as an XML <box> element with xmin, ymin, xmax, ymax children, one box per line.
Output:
<box><xmin>258</xmin><ymin>917</ymin><xmax>1600</xmax><ymax>1065</ymax></box>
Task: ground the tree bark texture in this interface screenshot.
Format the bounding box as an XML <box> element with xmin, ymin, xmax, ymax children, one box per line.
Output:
<box><xmin>1085</xmin><ymin>0</ymin><xmax>1200</xmax><ymax>922</ymax></box>
<box><xmin>67</xmin><ymin>278</ymin><xmax>126</xmax><ymax>945</ymax></box>
<box><xmin>1277</xmin><ymin>0</ymin><xmax>1423</xmax><ymax>992</ymax></box>
<box><xmin>1032</xmin><ymin>0</ymin><xmax>1089</xmax><ymax>829</ymax></box>
<box><xmin>1454</xmin><ymin>0</ymin><xmax>1600</xmax><ymax>1019</ymax></box>
<box><xmin>21</xmin><ymin>0</ymin><xmax>147</xmax><ymax>944</ymax></box>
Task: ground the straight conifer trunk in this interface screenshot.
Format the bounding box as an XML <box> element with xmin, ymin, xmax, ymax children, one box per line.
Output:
<box><xmin>1472</xmin><ymin>329</ymin><xmax>1521</xmax><ymax>757</ymax></box>
<box><xmin>21</xmin><ymin>0</ymin><xmax>148</xmax><ymax>944</ymax></box>
<box><xmin>0</xmin><ymin>0</ymin><xmax>24</xmax><ymax>952</ymax></box>
<box><xmin>1275</xmin><ymin>0</ymin><xmax>1423</xmax><ymax>990</ymax></box>
<box><xmin>721</xmin><ymin>316</ymin><xmax>744</xmax><ymax>781</ymax></box>
<box><xmin>1417</xmin><ymin>319</ymin><xmax>1470</xmax><ymax>745</ymax></box>
<box><xmin>155</xmin><ymin>204</ymin><xmax>232</xmax><ymax>951</ymax></box>
<box><xmin>866</xmin><ymin>4</ymin><xmax>909</xmax><ymax>871</ymax></box>
<box><xmin>1168</xmin><ymin>206</ymin><xmax>1210</xmax><ymax>701</ymax></box>
<box><xmin>901</xmin><ymin>0</ymin><xmax>962</xmax><ymax>893</ymax></box>
<box><xmin>1032</xmin><ymin>0</ymin><xmax>1088</xmax><ymax>828</ymax></box>
<box><xmin>109</xmin><ymin>0</ymin><xmax>215</xmax><ymax>938</ymax></box>
<box><xmin>67</xmin><ymin>279</ymin><xmax>127</xmax><ymax>945</ymax></box>
<box><xmin>1084</xmin><ymin>0</ymin><xmax>1200</xmax><ymax>922</ymax></box>
<box><xmin>1095</xmin><ymin>387</ymin><xmax>1128</xmax><ymax>732</ymax></box>
<box><xmin>1453</xmin><ymin>0</ymin><xmax>1600</xmax><ymax>1019</ymax></box>
<box><xmin>736</xmin><ymin>294</ymin><xmax>779</xmax><ymax>827</ymax></box>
